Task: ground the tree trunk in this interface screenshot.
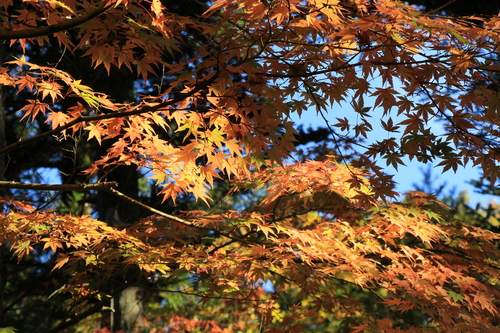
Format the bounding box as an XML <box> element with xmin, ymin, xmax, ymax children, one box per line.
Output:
<box><xmin>96</xmin><ymin>158</ymin><xmax>146</xmax><ymax>332</ymax></box>
<box><xmin>119</xmin><ymin>286</ymin><xmax>145</xmax><ymax>333</ymax></box>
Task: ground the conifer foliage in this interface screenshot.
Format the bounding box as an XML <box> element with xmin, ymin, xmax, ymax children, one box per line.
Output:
<box><xmin>1</xmin><ymin>0</ymin><xmax>500</xmax><ymax>331</ymax></box>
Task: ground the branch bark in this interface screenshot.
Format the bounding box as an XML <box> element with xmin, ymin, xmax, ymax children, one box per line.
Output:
<box><xmin>107</xmin><ymin>187</ymin><xmax>198</xmax><ymax>227</ymax></box>
<box><xmin>0</xmin><ymin>1</ymin><xmax>111</xmax><ymax>40</ymax></box>
<box><xmin>0</xmin><ymin>181</ymin><xmax>118</xmax><ymax>191</ymax></box>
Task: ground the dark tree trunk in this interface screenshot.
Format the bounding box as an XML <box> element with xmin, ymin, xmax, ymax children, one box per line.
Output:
<box><xmin>96</xmin><ymin>156</ymin><xmax>146</xmax><ymax>332</ymax></box>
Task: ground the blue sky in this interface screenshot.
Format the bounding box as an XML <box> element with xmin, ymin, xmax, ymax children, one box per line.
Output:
<box><xmin>289</xmin><ymin>110</ymin><xmax>498</xmax><ymax>207</ymax></box>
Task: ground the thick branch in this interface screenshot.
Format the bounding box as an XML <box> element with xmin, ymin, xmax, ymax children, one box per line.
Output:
<box><xmin>0</xmin><ymin>2</ymin><xmax>110</xmax><ymax>40</ymax></box>
<box><xmin>0</xmin><ymin>181</ymin><xmax>117</xmax><ymax>191</ymax></box>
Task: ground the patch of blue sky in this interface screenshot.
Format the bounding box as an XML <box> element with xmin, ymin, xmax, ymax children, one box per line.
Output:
<box><xmin>287</xmin><ymin>91</ymin><xmax>498</xmax><ymax>207</ymax></box>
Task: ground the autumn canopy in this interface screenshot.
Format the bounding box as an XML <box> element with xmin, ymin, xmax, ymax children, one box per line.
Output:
<box><xmin>1</xmin><ymin>0</ymin><xmax>500</xmax><ymax>331</ymax></box>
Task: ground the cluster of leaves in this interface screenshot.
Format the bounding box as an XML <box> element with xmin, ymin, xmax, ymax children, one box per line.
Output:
<box><xmin>2</xmin><ymin>161</ymin><xmax>500</xmax><ymax>331</ymax></box>
<box><xmin>1</xmin><ymin>0</ymin><xmax>500</xmax><ymax>332</ymax></box>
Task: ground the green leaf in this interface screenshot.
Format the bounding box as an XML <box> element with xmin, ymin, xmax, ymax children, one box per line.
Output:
<box><xmin>449</xmin><ymin>28</ymin><xmax>470</xmax><ymax>45</ymax></box>
<box><xmin>447</xmin><ymin>289</ymin><xmax>465</xmax><ymax>303</ymax></box>
<box><xmin>48</xmin><ymin>284</ymin><xmax>66</xmax><ymax>300</ymax></box>
<box><xmin>0</xmin><ymin>327</ymin><xmax>18</xmax><ymax>333</ymax></box>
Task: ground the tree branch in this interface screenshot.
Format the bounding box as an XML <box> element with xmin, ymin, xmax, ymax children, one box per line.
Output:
<box><xmin>0</xmin><ymin>181</ymin><xmax>117</xmax><ymax>191</ymax></box>
<box><xmin>425</xmin><ymin>0</ymin><xmax>457</xmax><ymax>14</ymax></box>
<box><xmin>106</xmin><ymin>187</ymin><xmax>198</xmax><ymax>228</ymax></box>
<box><xmin>106</xmin><ymin>187</ymin><xmax>256</xmax><ymax>247</ymax></box>
<box><xmin>0</xmin><ymin>1</ymin><xmax>111</xmax><ymax>40</ymax></box>
<box><xmin>0</xmin><ymin>73</ymin><xmax>218</xmax><ymax>156</ymax></box>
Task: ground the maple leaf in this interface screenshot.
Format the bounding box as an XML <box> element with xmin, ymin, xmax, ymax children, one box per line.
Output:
<box><xmin>38</xmin><ymin>80</ymin><xmax>63</xmax><ymax>101</ymax></box>
<box><xmin>19</xmin><ymin>100</ymin><xmax>49</xmax><ymax>121</ymax></box>
<box><xmin>372</xmin><ymin>87</ymin><xmax>399</xmax><ymax>113</ymax></box>
<box><xmin>41</xmin><ymin>237</ymin><xmax>65</xmax><ymax>252</ymax></box>
<box><xmin>85</xmin><ymin>122</ymin><xmax>104</xmax><ymax>144</ymax></box>
<box><xmin>45</xmin><ymin>111</ymin><xmax>70</xmax><ymax>129</ymax></box>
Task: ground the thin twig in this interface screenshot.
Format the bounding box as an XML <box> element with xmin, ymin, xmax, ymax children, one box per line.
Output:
<box><xmin>106</xmin><ymin>187</ymin><xmax>199</xmax><ymax>228</ymax></box>
<box><xmin>425</xmin><ymin>0</ymin><xmax>457</xmax><ymax>15</ymax></box>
